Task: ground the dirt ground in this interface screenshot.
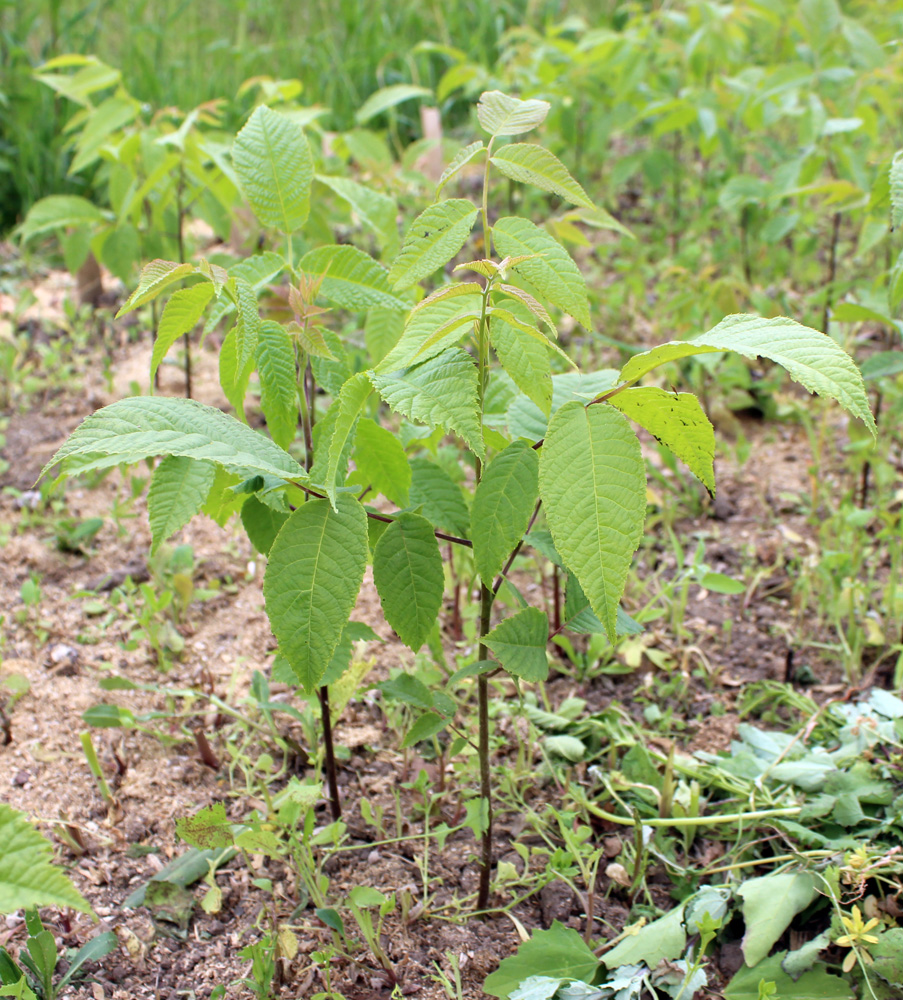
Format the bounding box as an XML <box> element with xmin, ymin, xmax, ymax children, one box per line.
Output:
<box><xmin>0</xmin><ymin>266</ymin><xmax>867</xmax><ymax>999</ymax></box>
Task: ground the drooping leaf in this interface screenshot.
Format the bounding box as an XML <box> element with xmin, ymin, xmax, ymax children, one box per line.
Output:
<box><xmin>483</xmin><ymin>607</ymin><xmax>549</xmax><ymax>681</ymax></box>
<box><xmin>389</xmin><ymin>199</ymin><xmax>479</xmax><ymax>290</ymax></box>
<box><xmin>150</xmin><ymin>283</ymin><xmax>216</xmax><ymax>383</ymax></box>
<box><xmin>19</xmin><ymin>195</ymin><xmax>106</xmax><ymax>242</ymax></box>
<box><xmin>350</xmin><ymin>417</ymin><xmax>411</xmax><ymax>506</ymax></box>
<box><xmin>618</xmin><ymin>314</ymin><xmax>876</xmax><ymax>436</ymax></box>
<box><xmin>491</xmin><ymin>311</ymin><xmax>553</xmax><ymax>415</ymax></box>
<box><xmin>476</xmin><ymin>91</ymin><xmax>551</xmax><ymax>138</ymax></box>
<box><xmin>43</xmin><ymin>396</ymin><xmax>306</xmax><ymax>483</ymax></box>
<box><xmin>609</xmin><ymin>387</ymin><xmax>716</xmax><ymax>495</ymax></box>
<box><xmin>321</xmin><ymin>372</ymin><xmax>372</xmax><ymax>508</ymax></box>
<box><xmin>0</xmin><ymin>804</ymin><xmax>93</xmax><ymax>915</ymax></box>
<box><xmin>355</xmin><ymin>84</ymin><xmax>433</xmax><ymax>125</ymax></box>
<box><xmin>471</xmin><ymin>440</ymin><xmax>539</xmax><ymax>584</ymax></box>
<box><xmin>370</xmin><ymin>348</ymin><xmax>484</xmax><ymax>458</ymax></box>
<box><xmin>116</xmin><ymin>259</ymin><xmax>198</xmax><ymax>317</ymax></box>
<box><xmin>483</xmin><ymin>922</ymin><xmax>598</xmax><ymax>999</ymax></box>
<box><xmin>375</xmin><ymin>292</ymin><xmax>482</xmax><ymax>373</ymax></box>
<box><xmin>490</xmin><ymin>144</ymin><xmax>594</xmax><ymax>208</ymax></box>
<box><xmin>492</xmin><ymin>217</ymin><xmax>590</xmax><ymax>327</ymax></box>
<box><xmin>256</xmin><ymin>321</ymin><xmax>298</xmax><ymax>450</ymax></box>
<box><xmin>299</xmin><ymin>244</ymin><xmax>409</xmax><ymax>312</ymax></box>
<box><xmin>147</xmin><ymin>456</ymin><xmax>216</xmax><ymax>553</ymax></box>
<box><xmin>563</xmin><ymin>573</ymin><xmax>643</xmax><ymax>636</ymax></box>
<box><xmin>264</xmin><ymin>495</ymin><xmax>368</xmax><ymax>692</ymax></box>
<box><xmin>241</xmin><ymin>495</ymin><xmax>289</xmax><ymax>555</ymax></box>
<box><xmin>737</xmin><ymin>872</ymin><xmax>819</xmax><ymax>967</ymax></box>
<box><xmin>232</xmin><ymin>105</ymin><xmax>313</xmax><ymax>233</ymax></box>
<box><xmin>436</xmin><ymin>141</ymin><xmax>486</xmax><ymax>196</ymax></box>
<box><xmin>539</xmin><ymin>403</ymin><xmax>646</xmax><ymax>642</ymax></box>
<box><xmin>400</xmin><ymin>712</ymin><xmax>447</xmax><ymax>749</ymax></box>
<box><xmin>373</xmin><ymin>512</ymin><xmax>444</xmax><ymax>651</ymax></box>
<box><xmin>408</xmin><ymin>457</ymin><xmax>470</xmax><ymax>536</ymax></box>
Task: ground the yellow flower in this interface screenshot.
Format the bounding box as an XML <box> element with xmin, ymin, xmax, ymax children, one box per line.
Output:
<box><xmin>836</xmin><ymin>905</ymin><xmax>881</xmax><ymax>971</ymax></box>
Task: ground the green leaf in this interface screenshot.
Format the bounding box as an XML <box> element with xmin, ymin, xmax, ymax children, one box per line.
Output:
<box><xmin>0</xmin><ymin>804</ymin><xmax>93</xmax><ymax>915</ymax></box>
<box><xmin>350</xmin><ymin>417</ymin><xmax>411</xmax><ymax>506</ymax></box>
<box><xmin>322</xmin><ymin>373</ymin><xmax>372</xmax><ymax>508</ymax></box>
<box><xmin>618</xmin><ymin>314</ymin><xmax>876</xmax><ymax>437</ymax></box>
<box><xmin>175</xmin><ymin>803</ymin><xmax>233</xmax><ymax>851</ymax></box>
<box><xmin>490</xmin><ymin>144</ymin><xmax>593</xmax><ymax>208</ymax></box>
<box><xmin>233</xmin><ymin>105</ymin><xmax>313</xmax><ymax>233</ymax></box>
<box><xmin>373</xmin><ymin>512</ymin><xmax>444</xmax><ymax>652</ymax></box>
<box><xmin>601</xmin><ymin>904</ymin><xmax>687</xmax><ymax>970</ymax></box>
<box><xmin>389</xmin><ymin>199</ymin><xmax>479</xmax><ymax>290</ymax></box>
<box><xmin>355</xmin><ymin>84</ymin><xmax>433</xmax><ymax>124</ymax></box>
<box><xmin>218</xmin><ymin>324</ymin><xmax>256</xmax><ymax>418</ymax></box>
<box><xmin>370</xmin><ymin>348</ymin><xmax>484</xmax><ymax>458</ymax></box>
<box><xmin>365</xmin><ymin>306</ymin><xmax>405</xmax><ymax>364</ymax></box>
<box><xmin>408</xmin><ymin>457</ymin><xmax>470</xmax><ymax>536</ymax></box>
<box><xmin>151</xmin><ymin>283</ymin><xmax>215</xmax><ymax>383</ymax></box>
<box><xmin>43</xmin><ymin>396</ymin><xmax>306</xmax><ymax>483</ymax></box>
<box><xmin>116</xmin><ymin>259</ymin><xmax>198</xmax><ymax>317</ymax></box>
<box><xmin>891</xmin><ymin>151</ymin><xmax>903</xmax><ymax>231</ymax></box>
<box><xmin>723</xmin><ymin>953</ymin><xmax>853</xmax><ymax>1000</ymax></box>
<box><xmin>471</xmin><ymin>440</ymin><xmax>539</xmax><ymax>584</ymax></box>
<box><xmin>300</xmin><ymin>244</ymin><xmax>409</xmax><ymax>312</ymax></box>
<box><xmin>492</xmin><ymin>217</ymin><xmax>590</xmax><ymax>327</ymax></box>
<box><xmin>483</xmin><ymin>922</ymin><xmax>598</xmax><ymax>999</ymax></box>
<box><xmin>400</xmin><ymin>712</ymin><xmax>447</xmax><ymax>749</ymax></box>
<box><xmin>491</xmin><ymin>311</ymin><xmax>553</xmax><ymax>415</ymax></box>
<box><xmin>316</xmin><ymin>174</ymin><xmax>398</xmax><ymax>253</ymax></box>
<box><xmin>539</xmin><ymin>402</ymin><xmax>646</xmax><ymax>643</ymax></box>
<box><xmin>256</xmin><ymin>321</ymin><xmax>298</xmax><ymax>451</ymax></box>
<box><xmin>241</xmin><ymin>495</ymin><xmax>289</xmax><ymax>556</ymax></box>
<box><xmin>19</xmin><ymin>195</ymin><xmax>105</xmax><ymax>242</ymax></box>
<box><xmin>436</xmin><ymin>141</ymin><xmax>486</xmax><ymax>197</ymax></box>
<box><xmin>737</xmin><ymin>872</ymin><xmax>818</xmax><ymax>967</ymax></box>
<box><xmin>508</xmin><ymin>369</ymin><xmax>620</xmax><ymax>442</ymax></box>
<box><xmin>147</xmin><ymin>456</ymin><xmax>216</xmax><ymax>553</ymax></box>
<box><xmin>609</xmin><ymin>387</ymin><xmax>716</xmax><ymax>495</ymax></box>
<box><xmin>483</xmin><ymin>607</ymin><xmax>549</xmax><ymax>681</ymax></box>
<box><xmin>476</xmin><ymin>91</ymin><xmax>550</xmax><ymax>138</ymax></box>
<box><xmin>870</xmin><ymin>926</ymin><xmax>903</xmax><ymax>988</ymax></box>
<box><xmin>563</xmin><ymin>573</ymin><xmax>643</xmax><ymax>636</ymax></box>
<box><xmin>375</xmin><ymin>291</ymin><xmax>482</xmax><ymax>373</ymax></box>
<box><xmin>264</xmin><ymin>495</ymin><xmax>368</xmax><ymax>692</ymax></box>
<box><xmin>203</xmin><ymin>252</ymin><xmax>284</xmax><ymax>334</ymax></box>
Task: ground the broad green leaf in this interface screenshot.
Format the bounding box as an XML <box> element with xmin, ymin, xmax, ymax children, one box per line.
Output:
<box><xmin>408</xmin><ymin>457</ymin><xmax>470</xmax><ymax>536</ymax></box>
<box><xmin>19</xmin><ymin>195</ymin><xmax>105</xmax><ymax>242</ymax></box>
<box><xmin>116</xmin><ymin>259</ymin><xmax>197</xmax><ymax>317</ymax></box>
<box><xmin>316</xmin><ymin>174</ymin><xmax>398</xmax><ymax>253</ymax></box>
<box><xmin>100</xmin><ymin>223</ymin><xmax>140</xmax><ymax>284</ymax></box>
<box><xmin>861</xmin><ymin>350</ymin><xmax>903</xmax><ymax>381</ymax></box>
<box><xmin>233</xmin><ymin>105</ymin><xmax>313</xmax><ymax>233</ymax></box>
<box><xmin>483</xmin><ymin>607</ymin><xmax>549</xmax><ymax>681</ymax></box>
<box><xmin>436</xmin><ymin>141</ymin><xmax>486</xmax><ymax>197</ymax></box>
<box><xmin>151</xmin><ymin>283</ymin><xmax>215</xmax><ymax>383</ymax></box>
<box><xmin>508</xmin><ymin>369</ymin><xmax>620</xmax><ymax>443</ymax></box>
<box><xmin>322</xmin><ymin>372</ymin><xmax>372</xmax><ymax>508</ymax></box>
<box><xmin>370</xmin><ymin>348</ymin><xmax>484</xmax><ymax>458</ymax></box>
<box><xmin>233</xmin><ymin>278</ymin><xmax>260</xmax><ymax>374</ymax></box>
<box><xmin>539</xmin><ymin>403</ymin><xmax>645</xmax><ymax>642</ymax></box>
<box><xmin>373</xmin><ymin>512</ymin><xmax>444</xmax><ymax>651</ymax></box>
<box><xmin>0</xmin><ymin>803</ymin><xmax>93</xmax><ymax>915</ymax></box>
<box><xmin>389</xmin><ymin>199</ymin><xmax>479</xmax><ymax>290</ymax></box>
<box><xmin>355</xmin><ymin>84</ymin><xmax>433</xmax><ymax>124</ymax></box>
<box><xmin>492</xmin><ymin>217</ymin><xmax>590</xmax><ymax>327</ymax></box>
<box><xmin>489</xmin><ymin>306</ymin><xmax>574</xmax><ymax>369</ymax></box>
<box><xmin>350</xmin><ymin>417</ymin><xmax>411</xmax><ymax>506</ymax></box>
<box><xmin>241</xmin><ymin>495</ymin><xmax>289</xmax><ymax>555</ymax></box>
<box><xmin>723</xmin><ymin>953</ymin><xmax>853</xmax><ymax>1000</ymax></box>
<box><xmin>490</xmin><ymin>144</ymin><xmax>593</xmax><ymax>209</ymax></box>
<box><xmin>609</xmin><ymin>387</ymin><xmax>716</xmax><ymax>494</ymax></box>
<box><xmin>147</xmin><ymin>456</ymin><xmax>216</xmax><ymax>553</ymax></box>
<box><xmin>203</xmin><ymin>252</ymin><xmax>284</xmax><ymax>334</ymax></box>
<box><xmin>299</xmin><ymin>245</ymin><xmax>409</xmax><ymax>312</ymax></box>
<box><xmin>477</xmin><ymin>91</ymin><xmax>550</xmax><ymax>138</ymax></box>
<box><xmin>310</xmin><ymin>329</ymin><xmax>350</xmax><ymax>396</ymax></box>
<box><xmin>202</xmin><ymin>466</ymin><xmax>246</xmax><ymax>526</ymax></box>
<box><xmin>564</xmin><ymin>573</ymin><xmax>643</xmax><ymax>636</ymax></box>
<box><xmin>738</xmin><ymin>872</ymin><xmax>818</xmax><ymax>967</ymax></box>
<box><xmin>619</xmin><ymin>314</ymin><xmax>876</xmax><ymax>436</ymax></box>
<box><xmin>471</xmin><ymin>440</ymin><xmax>539</xmax><ymax>584</ymax></box>
<box><xmin>43</xmin><ymin>396</ymin><xmax>306</xmax><ymax>483</ymax></box>
<box><xmin>491</xmin><ymin>311</ymin><xmax>553</xmax><ymax>415</ymax></box>
<box><xmin>600</xmin><ymin>904</ymin><xmax>687</xmax><ymax>970</ymax></box>
<box><xmin>375</xmin><ymin>292</ymin><xmax>481</xmax><ymax>373</ymax></box>
<box><xmin>401</xmin><ymin>712</ymin><xmax>447</xmax><ymax>749</ymax></box>
<box><xmin>219</xmin><ymin>324</ymin><xmax>255</xmax><ymax>418</ymax></box>
<box><xmin>264</xmin><ymin>495</ymin><xmax>368</xmax><ymax>692</ymax></box>
<box><xmin>365</xmin><ymin>307</ymin><xmax>405</xmax><ymax>364</ymax></box>
<box><xmin>70</xmin><ymin>94</ymin><xmax>138</xmax><ymax>173</ymax></box>
<box><xmin>483</xmin><ymin>922</ymin><xmax>598</xmax><ymax>999</ymax></box>
<box><xmin>256</xmin><ymin>321</ymin><xmax>298</xmax><ymax>451</ymax></box>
